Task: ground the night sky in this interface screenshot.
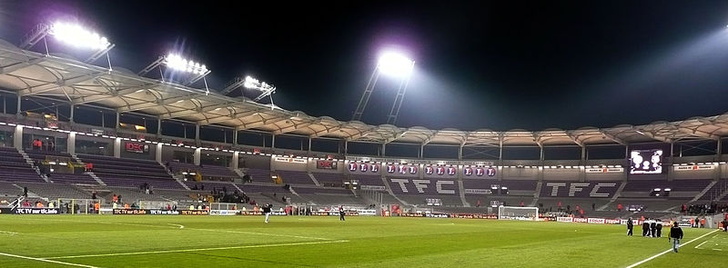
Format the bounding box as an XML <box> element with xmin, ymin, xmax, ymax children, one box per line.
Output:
<box><xmin>4</xmin><ymin>0</ymin><xmax>728</xmax><ymax>131</ymax></box>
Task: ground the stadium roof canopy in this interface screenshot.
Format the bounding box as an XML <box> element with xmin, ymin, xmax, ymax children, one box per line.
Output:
<box><xmin>1</xmin><ymin>39</ymin><xmax>728</xmax><ymax>147</ymax></box>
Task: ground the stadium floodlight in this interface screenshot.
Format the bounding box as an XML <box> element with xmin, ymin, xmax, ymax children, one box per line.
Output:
<box><xmin>49</xmin><ymin>22</ymin><xmax>111</xmax><ymax>50</ymax></box>
<box><xmin>238</xmin><ymin>75</ymin><xmax>277</xmax><ymax>107</ymax></box>
<box><xmin>164</xmin><ymin>53</ymin><xmax>209</xmax><ymax>75</ymax></box>
<box><xmin>377</xmin><ymin>51</ymin><xmax>415</xmax><ymax>77</ymax></box>
<box><xmin>138</xmin><ymin>53</ymin><xmax>211</xmax><ymax>91</ymax></box>
<box><xmin>19</xmin><ymin>20</ymin><xmax>115</xmax><ymax>68</ymax></box>
<box><xmin>352</xmin><ymin>49</ymin><xmax>416</xmax><ymax>125</ymax></box>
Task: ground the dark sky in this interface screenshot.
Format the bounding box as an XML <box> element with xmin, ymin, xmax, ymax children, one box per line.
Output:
<box><xmin>4</xmin><ymin>0</ymin><xmax>728</xmax><ymax>131</ymax></box>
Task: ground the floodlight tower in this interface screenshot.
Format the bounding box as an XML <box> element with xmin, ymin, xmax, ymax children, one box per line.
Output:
<box><xmin>138</xmin><ymin>53</ymin><xmax>211</xmax><ymax>93</ymax></box>
<box><xmin>352</xmin><ymin>51</ymin><xmax>415</xmax><ymax>125</ymax></box>
<box><xmin>219</xmin><ymin>76</ymin><xmax>276</xmax><ymax>107</ymax></box>
<box><xmin>19</xmin><ymin>21</ymin><xmax>115</xmax><ymax>69</ymax></box>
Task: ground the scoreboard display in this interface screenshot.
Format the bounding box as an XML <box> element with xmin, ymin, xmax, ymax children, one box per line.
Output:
<box><xmin>629</xmin><ymin>149</ymin><xmax>663</xmax><ymax>174</ymax></box>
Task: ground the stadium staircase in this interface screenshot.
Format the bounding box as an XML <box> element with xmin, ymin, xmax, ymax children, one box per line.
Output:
<box><xmin>233</xmin><ymin>168</ymin><xmax>246</xmax><ymax>179</ymax></box>
<box><xmin>159</xmin><ymin>162</ymin><xmax>191</xmax><ymax>190</ymax></box>
<box><xmin>690</xmin><ymin>180</ymin><xmax>719</xmax><ymax>202</ymax></box>
<box><xmin>380</xmin><ymin>176</ymin><xmax>410</xmax><ymax>206</ymax></box>
<box><xmin>71</xmin><ymin>154</ymin><xmax>106</xmax><ymax>186</ymax></box>
<box><xmin>598</xmin><ymin>181</ymin><xmax>627</xmax><ymax>211</ymax></box>
<box><xmin>307</xmin><ymin>172</ymin><xmax>321</xmax><ymax>186</ymax></box>
<box><xmin>457</xmin><ymin>180</ymin><xmax>470</xmax><ymax>207</ymax></box>
<box><xmin>531</xmin><ymin>181</ymin><xmax>543</xmax><ymax>207</ymax></box>
<box><xmin>17</xmin><ymin>149</ymin><xmax>50</xmax><ymax>183</ymax></box>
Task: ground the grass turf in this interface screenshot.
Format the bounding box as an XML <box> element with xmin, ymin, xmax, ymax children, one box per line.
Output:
<box><xmin>0</xmin><ymin>215</ymin><xmax>725</xmax><ymax>267</ymax></box>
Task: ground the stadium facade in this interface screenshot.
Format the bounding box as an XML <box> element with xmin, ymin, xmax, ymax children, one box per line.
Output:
<box><xmin>0</xmin><ymin>37</ymin><xmax>727</xmax><ymax>217</ymax></box>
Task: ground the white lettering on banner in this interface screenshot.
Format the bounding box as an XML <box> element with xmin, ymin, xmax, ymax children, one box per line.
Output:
<box><xmin>464</xmin><ymin>189</ymin><xmax>491</xmax><ymax>194</ymax></box>
<box><xmin>557</xmin><ymin>217</ymin><xmax>573</xmax><ymax>223</ymax></box>
<box><xmin>573</xmin><ymin>218</ymin><xmax>588</xmax><ymax>223</ymax></box>
<box><xmin>587</xmin><ymin>218</ymin><xmax>605</xmax><ymax>224</ymax></box>
<box><xmin>274</xmin><ymin>157</ymin><xmax>306</xmax><ymax>164</ymax></box>
<box><xmin>360</xmin><ymin>185</ymin><xmax>386</xmax><ymax>191</ymax></box>
<box><xmin>546</xmin><ymin>182</ymin><xmax>618</xmax><ymax>197</ymax></box>
<box><xmin>436</xmin><ymin>180</ymin><xmax>455</xmax><ymax>194</ymax></box>
<box><xmin>674</xmin><ymin>165</ymin><xmax>715</xmax><ymax>171</ymax></box>
<box><xmin>388</xmin><ymin>179</ymin><xmax>456</xmax><ymax>194</ymax></box>
<box><xmin>590</xmin><ymin>182</ymin><xmax>617</xmax><ymax>197</ymax></box>
<box><xmin>569</xmin><ymin>183</ymin><xmax>589</xmax><ymax>197</ymax></box>
<box><xmin>585</xmin><ymin>167</ymin><xmax>624</xmax><ymax>173</ymax></box>
<box><xmin>412</xmin><ymin>180</ymin><xmax>430</xmax><ymax>193</ymax></box>
<box><xmin>547</xmin><ymin>183</ymin><xmax>566</xmax><ymax>196</ymax></box>
<box><xmin>390</xmin><ymin>179</ymin><xmax>409</xmax><ymax>193</ymax></box>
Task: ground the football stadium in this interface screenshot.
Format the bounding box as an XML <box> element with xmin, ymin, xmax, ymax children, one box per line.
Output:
<box><xmin>1</xmin><ymin>2</ymin><xmax>728</xmax><ymax>268</ymax></box>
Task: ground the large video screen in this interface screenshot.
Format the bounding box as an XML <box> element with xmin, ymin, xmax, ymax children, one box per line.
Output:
<box><xmin>629</xmin><ymin>149</ymin><xmax>663</xmax><ymax>174</ymax></box>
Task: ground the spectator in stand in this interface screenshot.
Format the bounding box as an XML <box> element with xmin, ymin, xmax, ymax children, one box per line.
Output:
<box><xmin>668</xmin><ymin>222</ymin><xmax>684</xmax><ymax>253</ymax></box>
<box><xmin>32</xmin><ymin>139</ymin><xmax>41</xmax><ymax>150</ymax></box>
<box><xmin>91</xmin><ymin>191</ymin><xmax>97</xmax><ymax>199</ymax></box>
<box><xmin>84</xmin><ymin>162</ymin><xmax>93</xmax><ymax>172</ymax></box>
<box><xmin>617</xmin><ymin>203</ymin><xmax>623</xmax><ymax>212</ymax></box>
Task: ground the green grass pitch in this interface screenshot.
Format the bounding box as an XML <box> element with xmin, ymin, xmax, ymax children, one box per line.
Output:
<box><xmin>0</xmin><ymin>215</ymin><xmax>725</xmax><ymax>267</ymax></box>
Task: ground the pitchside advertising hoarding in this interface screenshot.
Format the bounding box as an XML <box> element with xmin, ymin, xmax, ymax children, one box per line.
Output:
<box><xmin>112</xmin><ymin>209</ymin><xmax>209</xmax><ymax>215</ymax></box>
<box><xmin>0</xmin><ymin>208</ymin><xmax>60</xmax><ymax>214</ymax></box>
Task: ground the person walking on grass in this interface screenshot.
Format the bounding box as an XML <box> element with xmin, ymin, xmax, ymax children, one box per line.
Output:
<box><xmin>668</xmin><ymin>221</ymin><xmax>684</xmax><ymax>253</ymax></box>
<box><xmin>262</xmin><ymin>203</ymin><xmax>272</xmax><ymax>223</ymax></box>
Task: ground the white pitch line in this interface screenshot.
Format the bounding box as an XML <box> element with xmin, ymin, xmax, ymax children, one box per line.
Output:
<box><xmin>625</xmin><ymin>229</ymin><xmax>719</xmax><ymax>268</ymax></box>
<box><xmin>0</xmin><ymin>230</ymin><xmax>18</xmax><ymax>236</ymax></box>
<box><xmin>46</xmin><ymin>239</ymin><xmax>349</xmax><ymax>260</ymax></box>
<box><xmin>0</xmin><ymin>252</ymin><xmax>99</xmax><ymax>268</ymax></box>
<box><xmin>190</xmin><ymin>228</ymin><xmax>332</xmax><ymax>241</ymax></box>
<box><xmin>694</xmin><ymin>240</ymin><xmax>708</xmax><ymax>249</ymax></box>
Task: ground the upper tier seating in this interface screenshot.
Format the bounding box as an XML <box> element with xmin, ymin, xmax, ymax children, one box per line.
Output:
<box><xmin>0</xmin><ymin>147</ymin><xmax>43</xmax><ymax>183</ymax></box>
<box><xmin>167</xmin><ymin>161</ymin><xmax>240</xmax><ymax>181</ymax></box>
<box><xmin>312</xmin><ymin>172</ymin><xmax>345</xmax><ymax>185</ymax></box>
<box><xmin>25</xmin><ymin>150</ymin><xmax>98</xmax><ymax>184</ymax></box>
<box><xmin>77</xmin><ymin>154</ymin><xmax>183</xmax><ymax>190</ymax></box>
<box><xmin>275</xmin><ymin>170</ymin><xmax>316</xmax><ymax>185</ymax></box>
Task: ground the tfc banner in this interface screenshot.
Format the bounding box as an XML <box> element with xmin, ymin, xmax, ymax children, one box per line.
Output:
<box><xmin>13</xmin><ymin>208</ymin><xmax>59</xmax><ymax>214</ymax></box>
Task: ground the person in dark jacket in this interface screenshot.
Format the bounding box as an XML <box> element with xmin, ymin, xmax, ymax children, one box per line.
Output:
<box><xmin>262</xmin><ymin>204</ymin><xmax>272</xmax><ymax>223</ymax></box>
<box><xmin>339</xmin><ymin>206</ymin><xmax>346</xmax><ymax>221</ymax></box>
<box><xmin>668</xmin><ymin>222</ymin><xmax>684</xmax><ymax>253</ymax></box>
<box><xmin>626</xmin><ymin>218</ymin><xmax>634</xmax><ymax>236</ymax></box>
<box><xmin>642</xmin><ymin>218</ymin><xmax>650</xmax><ymax>237</ymax></box>
<box><xmin>655</xmin><ymin>220</ymin><xmax>663</xmax><ymax>237</ymax></box>
<box><xmin>650</xmin><ymin>219</ymin><xmax>657</xmax><ymax>238</ymax></box>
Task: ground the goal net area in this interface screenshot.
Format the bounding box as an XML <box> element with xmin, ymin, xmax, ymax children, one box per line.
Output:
<box><xmin>498</xmin><ymin>206</ymin><xmax>539</xmax><ymax>221</ymax></box>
